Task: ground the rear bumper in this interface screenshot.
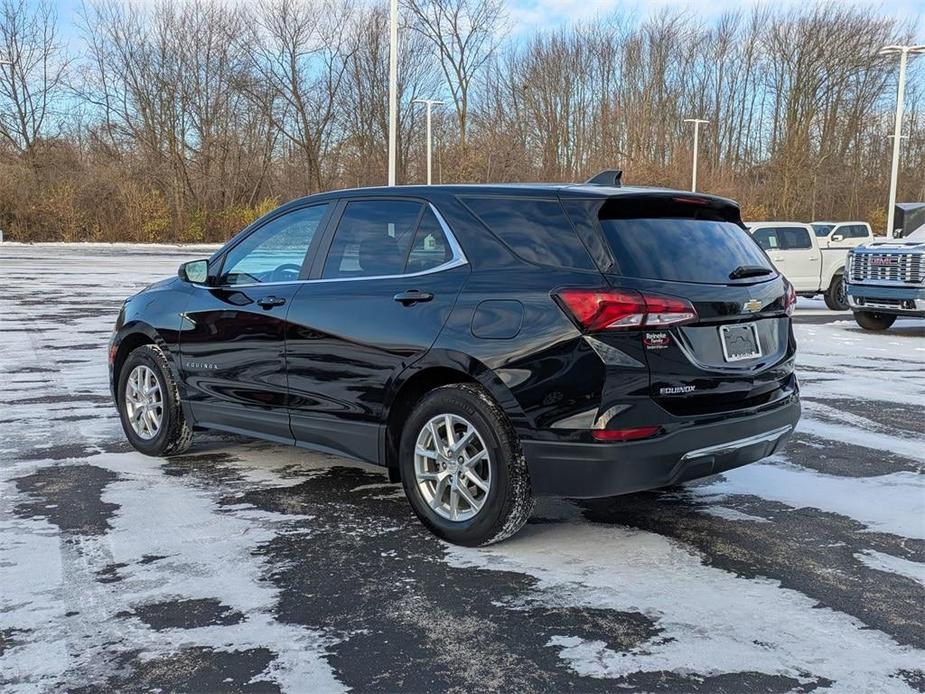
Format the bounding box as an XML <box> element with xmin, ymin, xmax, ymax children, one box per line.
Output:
<box><xmin>521</xmin><ymin>397</ymin><xmax>800</xmax><ymax>498</ymax></box>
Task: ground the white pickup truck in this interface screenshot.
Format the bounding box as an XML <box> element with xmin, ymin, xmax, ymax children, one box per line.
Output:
<box><xmin>810</xmin><ymin>221</ymin><xmax>874</xmax><ymax>249</ymax></box>
<box><xmin>746</xmin><ymin>222</ymin><xmax>850</xmax><ymax>310</ymax></box>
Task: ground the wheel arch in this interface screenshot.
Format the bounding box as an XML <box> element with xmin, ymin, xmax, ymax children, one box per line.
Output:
<box><xmin>111</xmin><ymin>322</ymin><xmax>177</xmax><ymax>397</ymax></box>
<box><xmin>382</xmin><ymin>350</ymin><xmax>530</xmax><ymax>475</ymax></box>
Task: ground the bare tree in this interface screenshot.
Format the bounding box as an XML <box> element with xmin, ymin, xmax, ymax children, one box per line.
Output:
<box><xmin>404</xmin><ymin>0</ymin><xmax>504</xmax><ymax>152</ymax></box>
<box><xmin>0</xmin><ymin>0</ymin><xmax>68</xmax><ymax>158</ymax></box>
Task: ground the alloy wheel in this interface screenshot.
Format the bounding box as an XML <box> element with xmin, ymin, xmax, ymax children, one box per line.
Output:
<box><xmin>125</xmin><ymin>365</ymin><xmax>163</xmax><ymax>440</ymax></box>
<box><xmin>413</xmin><ymin>413</ymin><xmax>491</xmax><ymax>521</ymax></box>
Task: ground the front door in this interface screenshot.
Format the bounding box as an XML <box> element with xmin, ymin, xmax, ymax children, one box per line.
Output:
<box><xmin>285</xmin><ymin>199</ymin><xmax>469</xmax><ymax>463</ymax></box>
<box><xmin>180</xmin><ymin>203</ymin><xmax>332</xmax><ymax>442</ymax></box>
<box><xmin>753</xmin><ymin>226</ymin><xmax>818</xmax><ymax>292</ymax></box>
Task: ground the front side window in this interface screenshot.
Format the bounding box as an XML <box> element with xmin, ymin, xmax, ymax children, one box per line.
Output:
<box><xmin>221</xmin><ymin>204</ymin><xmax>329</xmax><ymax>285</ymax></box>
<box><xmin>322</xmin><ymin>200</ymin><xmax>423</xmax><ymax>279</ymax></box>
<box><xmin>812</xmin><ymin>223</ymin><xmax>834</xmax><ymax>237</ymax></box>
<box><xmin>778</xmin><ymin>227</ymin><xmax>812</xmax><ymax>250</ymax></box>
<box><xmin>752</xmin><ymin>228</ymin><xmax>780</xmax><ymax>251</ymax></box>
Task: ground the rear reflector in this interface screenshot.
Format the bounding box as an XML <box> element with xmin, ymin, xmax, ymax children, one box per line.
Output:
<box><xmin>555</xmin><ymin>288</ymin><xmax>697</xmax><ymax>332</ymax></box>
<box><xmin>592</xmin><ymin>426</ymin><xmax>662</xmax><ymax>442</ymax></box>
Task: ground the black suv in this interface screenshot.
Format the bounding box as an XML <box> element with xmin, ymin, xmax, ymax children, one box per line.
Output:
<box><xmin>109</xmin><ymin>180</ymin><xmax>800</xmax><ymax>545</ymax></box>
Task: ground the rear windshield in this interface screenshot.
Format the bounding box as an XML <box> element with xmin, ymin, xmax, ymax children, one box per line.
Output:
<box><xmin>600</xmin><ymin>217</ymin><xmax>774</xmax><ymax>284</ymax></box>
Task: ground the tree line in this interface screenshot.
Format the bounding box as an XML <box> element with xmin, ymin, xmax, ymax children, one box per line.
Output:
<box><xmin>0</xmin><ymin>0</ymin><xmax>921</xmax><ymax>242</ymax></box>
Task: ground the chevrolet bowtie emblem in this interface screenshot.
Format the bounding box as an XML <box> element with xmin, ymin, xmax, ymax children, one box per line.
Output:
<box><xmin>743</xmin><ymin>299</ymin><xmax>762</xmax><ymax>313</ymax></box>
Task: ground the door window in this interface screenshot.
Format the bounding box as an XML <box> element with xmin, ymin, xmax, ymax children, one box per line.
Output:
<box><xmin>752</xmin><ymin>228</ymin><xmax>780</xmax><ymax>251</ymax></box>
<box><xmin>322</xmin><ymin>200</ymin><xmax>424</xmax><ymax>279</ymax></box>
<box><xmin>405</xmin><ymin>208</ymin><xmax>453</xmax><ymax>273</ymax></box>
<box><xmin>778</xmin><ymin>227</ymin><xmax>812</xmax><ymax>250</ymax></box>
<box><xmin>221</xmin><ymin>204</ymin><xmax>329</xmax><ymax>285</ymax></box>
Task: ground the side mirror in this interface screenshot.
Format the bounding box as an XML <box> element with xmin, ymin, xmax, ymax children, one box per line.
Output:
<box><xmin>178</xmin><ymin>259</ymin><xmax>210</xmax><ymax>285</ymax></box>
<box><xmin>831</xmin><ymin>234</ymin><xmax>844</xmax><ymax>243</ymax></box>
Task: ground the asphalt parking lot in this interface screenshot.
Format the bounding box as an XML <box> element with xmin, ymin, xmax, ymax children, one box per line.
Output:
<box><xmin>1</xmin><ymin>244</ymin><xmax>923</xmax><ymax>693</ymax></box>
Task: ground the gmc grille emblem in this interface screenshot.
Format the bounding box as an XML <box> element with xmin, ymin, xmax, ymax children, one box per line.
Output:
<box><xmin>870</xmin><ymin>257</ymin><xmax>897</xmax><ymax>266</ymax></box>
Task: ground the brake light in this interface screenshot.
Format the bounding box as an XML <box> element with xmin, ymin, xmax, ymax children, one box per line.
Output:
<box><xmin>593</xmin><ymin>426</ymin><xmax>662</xmax><ymax>442</ymax></box>
<box><xmin>555</xmin><ymin>289</ymin><xmax>697</xmax><ymax>332</ymax></box>
<box><xmin>784</xmin><ymin>284</ymin><xmax>797</xmax><ymax>316</ymax></box>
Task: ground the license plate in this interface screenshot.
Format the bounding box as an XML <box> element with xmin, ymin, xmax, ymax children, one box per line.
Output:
<box><xmin>720</xmin><ymin>323</ymin><xmax>761</xmax><ymax>362</ymax></box>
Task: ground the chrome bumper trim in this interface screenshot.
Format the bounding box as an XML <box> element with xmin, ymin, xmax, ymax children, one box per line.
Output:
<box><xmin>681</xmin><ymin>425</ymin><xmax>792</xmax><ymax>462</ymax></box>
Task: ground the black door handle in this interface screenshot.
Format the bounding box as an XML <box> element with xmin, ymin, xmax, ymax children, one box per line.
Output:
<box><xmin>393</xmin><ymin>290</ymin><xmax>434</xmax><ymax>306</ymax></box>
<box><xmin>257</xmin><ymin>296</ymin><xmax>287</xmax><ymax>308</ymax></box>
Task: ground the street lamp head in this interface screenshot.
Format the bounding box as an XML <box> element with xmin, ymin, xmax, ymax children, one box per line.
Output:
<box><xmin>879</xmin><ymin>44</ymin><xmax>925</xmax><ymax>56</ymax></box>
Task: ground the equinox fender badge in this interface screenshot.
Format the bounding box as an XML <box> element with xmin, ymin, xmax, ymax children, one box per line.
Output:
<box><xmin>644</xmin><ymin>332</ymin><xmax>671</xmax><ymax>349</ymax></box>
<box><xmin>659</xmin><ymin>385</ymin><xmax>696</xmax><ymax>395</ymax></box>
<box><xmin>185</xmin><ymin>361</ymin><xmax>219</xmax><ymax>370</ymax></box>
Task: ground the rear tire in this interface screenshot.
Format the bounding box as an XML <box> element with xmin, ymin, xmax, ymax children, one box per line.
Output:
<box><xmin>824</xmin><ymin>274</ymin><xmax>848</xmax><ymax>311</ymax></box>
<box><xmin>853</xmin><ymin>311</ymin><xmax>896</xmax><ymax>331</ymax></box>
<box><xmin>117</xmin><ymin>344</ymin><xmax>193</xmax><ymax>456</ymax></box>
<box><xmin>399</xmin><ymin>384</ymin><xmax>534</xmax><ymax>546</ymax></box>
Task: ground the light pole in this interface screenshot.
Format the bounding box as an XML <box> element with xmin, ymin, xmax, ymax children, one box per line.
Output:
<box><xmin>880</xmin><ymin>44</ymin><xmax>925</xmax><ymax>238</ymax></box>
<box><xmin>683</xmin><ymin>118</ymin><xmax>708</xmax><ymax>192</ymax></box>
<box><xmin>413</xmin><ymin>99</ymin><xmax>443</xmax><ymax>185</ymax></box>
<box><xmin>387</xmin><ymin>0</ymin><xmax>398</xmax><ymax>186</ymax></box>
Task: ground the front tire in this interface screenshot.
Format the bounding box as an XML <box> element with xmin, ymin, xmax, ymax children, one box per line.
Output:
<box><xmin>399</xmin><ymin>384</ymin><xmax>534</xmax><ymax>546</ymax></box>
<box><xmin>824</xmin><ymin>274</ymin><xmax>848</xmax><ymax>311</ymax></box>
<box><xmin>117</xmin><ymin>344</ymin><xmax>192</xmax><ymax>456</ymax></box>
<box><xmin>853</xmin><ymin>311</ymin><xmax>896</xmax><ymax>331</ymax></box>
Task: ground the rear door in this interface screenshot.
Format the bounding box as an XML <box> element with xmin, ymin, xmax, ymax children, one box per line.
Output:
<box><xmin>591</xmin><ymin>197</ymin><xmax>795</xmax><ymax>416</ymax></box>
<box><xmin>180</xmin><ymin>202</ymin><xmax>332</xmax><ymax>441</ymax></box>
<box><xmin>284</xmin><ymin>198</ymin><xmax>469</xmax><ymax>463</ymax></box>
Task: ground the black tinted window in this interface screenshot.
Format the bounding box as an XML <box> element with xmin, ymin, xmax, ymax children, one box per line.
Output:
<box><xmin>600</xmin><ymin>218</ymin><xmax>773</xmax><ymax>283</ymax></box>
<box><xmin>323</xmin><ymin>200</ymin><xmax>423</xmax><ymax>279</ymax></box>
<box><xmin>778</xmin><ymin>227</ymin><xmax>811</xmax><ymax>250</ymax></box>
<box><xmin>462</xmin><ymin>197</ymin><xmax>594</xmax><ymax>269</ymax></box>
<box><xmin>405</xmin><ymin>208</ymin><xmax>452</xmax><ymax>273</ymax></box>
<box><xmin>221</xmin><ymin>204</ymin><xmax>328</xmax><ymax>285</ymax></box>
<box><xmin>812</xmin><ymin>224</ymin><xmax>834</xmax><ymax>237</ymax></box>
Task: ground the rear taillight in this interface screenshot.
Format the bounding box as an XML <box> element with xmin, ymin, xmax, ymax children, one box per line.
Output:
<box><xmin>784</xmin><ymin>284</ymin><xmax>797</xmax><ymax>316</ymax></box>
<box><xmin>555</xmin><ymin>288</ymin><xmax>697</xmax><ymax>332</ymax></box>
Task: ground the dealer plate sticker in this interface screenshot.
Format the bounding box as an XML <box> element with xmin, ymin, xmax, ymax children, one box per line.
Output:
<box><xmin>720</xmin><ymin>323</ymin><xmax>761</xmax><ymax>362</ymax></box>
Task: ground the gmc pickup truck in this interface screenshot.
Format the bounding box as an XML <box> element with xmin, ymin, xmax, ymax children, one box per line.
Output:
<box><xmin>846</xmin><ymin>226</ymin><xmax>925</xmax><ymax>330</ymax></box>
<box><xmin>747</xmin><ymin>222</ymin><xmax>849</xmax><ymax>310</ymax></box>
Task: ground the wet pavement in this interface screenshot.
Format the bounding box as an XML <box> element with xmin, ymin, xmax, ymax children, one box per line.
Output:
<box><xmin>1</xmin><ymin>244</ymin><xmax>923</xmax><ymax>692</ymax></box>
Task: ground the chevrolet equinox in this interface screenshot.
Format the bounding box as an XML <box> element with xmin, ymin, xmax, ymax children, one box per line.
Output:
<box><xmin>109</xmin><ymin>177</ymin><xmax>800</xmax><ymax>546</ymax></box>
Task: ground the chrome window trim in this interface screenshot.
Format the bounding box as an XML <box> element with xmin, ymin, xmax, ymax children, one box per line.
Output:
<box><xmin>209</xmin><ymin>203</ymin><xmax>468</xmax><ymax>289</ymax></box>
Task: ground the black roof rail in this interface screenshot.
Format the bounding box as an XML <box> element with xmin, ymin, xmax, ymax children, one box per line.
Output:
<box><xmin>585</xmin><ymin>169</ymin><xmax>623</xmax><ymax>187</ymax></box>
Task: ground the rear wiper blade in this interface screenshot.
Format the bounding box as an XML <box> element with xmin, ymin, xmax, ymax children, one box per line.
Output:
<box><xmin>729</xmin><ymin>265</ymin><xmax>773</xmax><ymax>280</ymax></box>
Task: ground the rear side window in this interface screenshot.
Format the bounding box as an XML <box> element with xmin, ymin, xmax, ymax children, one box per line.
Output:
<box><xmin>406</xmin><ymin>208</ymin><xmax>453</xmax><ymax>273</ymax></box>
<box><xmin>462</xmin><ymin>197</ymin><xmax>594</xmax><ymax>269</ymax></box>
<box><xmin>600</xmin><ymin>217</ymin><xmax>774</xmax><ymax>283</ymax></box>
<box><xmin>322</xmin><ymin>200</ymin><xmax>423</xmax><ymax>279</ymax></box>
